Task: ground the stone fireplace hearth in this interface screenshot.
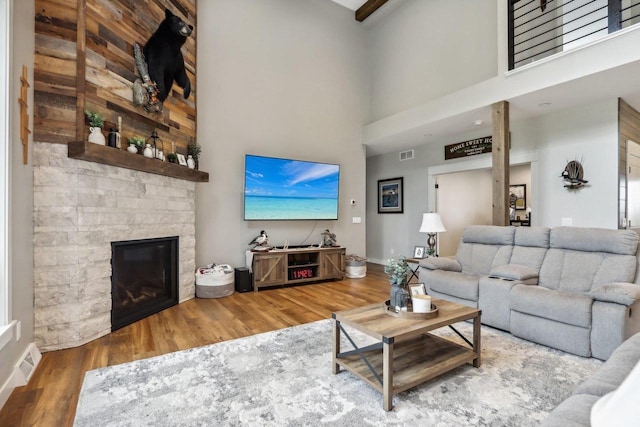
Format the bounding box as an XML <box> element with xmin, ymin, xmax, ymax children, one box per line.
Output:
<box><xmin>33</xmin><ymin>143</ymin><xmax>197</xmax><ymax>351</ymax></box>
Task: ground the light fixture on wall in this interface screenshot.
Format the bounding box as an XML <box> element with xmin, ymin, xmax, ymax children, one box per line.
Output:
<box><xmin>419</xmin><ymin>213</ymin><xmax>446</xmax><ymax>257</ymax></box>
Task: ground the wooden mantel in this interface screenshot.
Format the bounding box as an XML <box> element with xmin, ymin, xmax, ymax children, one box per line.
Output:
<box><xmin>68</xmin><ymin>141</ymin><xmax>209</xmax><ymax>183</ymax></box>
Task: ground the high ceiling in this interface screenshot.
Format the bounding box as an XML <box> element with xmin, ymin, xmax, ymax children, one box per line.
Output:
<box><xmin>328</xmin><ymin>1</ymin><xmax>640</xmax><ymax>156</ymax></box>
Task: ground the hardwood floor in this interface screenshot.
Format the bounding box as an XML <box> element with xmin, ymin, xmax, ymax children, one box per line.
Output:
<box><xmin>0</xmin><ymin>264</ymin><xmax>390</xmax><ymax>427</ymax></box>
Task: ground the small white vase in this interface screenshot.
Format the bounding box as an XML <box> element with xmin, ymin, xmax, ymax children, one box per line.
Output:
<box><xmin>143</xmin><ymin>144</ymin><xmax>154</xmax><ymax>158</ymax></box>
<box><xmin>127</xmin><ymin>143</ymin><xmax>138</xmax><ymax>154</ymax></box>
<box><xmin>88</xmin><ymin>127</ymin><xmax>106</xmax><ymax>145</ymax></box>
<box><xmin>187</xmin><ymin>155</ymin><xmax>195</xmax><ymax>169</ymax></box>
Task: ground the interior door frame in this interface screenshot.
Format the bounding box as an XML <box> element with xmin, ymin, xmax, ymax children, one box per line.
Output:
<box><xmin>626</xmin><ymin>139</ymin><xmax>640</xmax><ymax>230</ymax></box>
<box><xmin>427</xmin><ymin>150</ymin><xmax>539</xmax><ymax>224</ymax></box>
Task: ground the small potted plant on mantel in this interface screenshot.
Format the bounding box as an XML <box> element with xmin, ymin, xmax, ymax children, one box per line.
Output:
<box><xmin>166</xmin><ymin>152</ymin><xmax>178</xmax><ymax>163</ymax></box>
<box><xmin>187</xmin><ymin>142</ymin><xmax>201</xmax><ymax>170</ymax></box>
<box><xmin>85</xmin><ymin>110</ymin><xmax>106</xmax><ymax>145</ymax></box>
<box><xmin>127</xmin><ymin>136</ymin><xmax>145</xmax><ymax>154</ymax></box>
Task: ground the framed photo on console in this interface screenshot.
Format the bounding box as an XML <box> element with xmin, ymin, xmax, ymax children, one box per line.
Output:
<box><xmin>177</xmin><ymin>153</ymin><xmax>187</xmax><ymax>166</ymax></box>
<box><xmin>413</xmin><ymin>246</ymin><xmax>426</xmax><ymax>259</ymax></box>
<box><xmin>409</xmin><ymin>283</ymin><xmax>426</xmax><ymax>296</ymax></box>
<box><xmin>378</xmin><ymin>177</ymin><xmax>404</xmax><ymax>213</ymax></box>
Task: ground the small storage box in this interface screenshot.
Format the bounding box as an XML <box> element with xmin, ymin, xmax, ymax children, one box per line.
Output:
<box><xmin>346</xmin><ymin>259</ymin><xmax>367</xmax><ymax>279</ymax></box>
<box><xmin>195</xmin><ymin>265</ymin><xmax>234</xmax><ymax>298</ymax></box>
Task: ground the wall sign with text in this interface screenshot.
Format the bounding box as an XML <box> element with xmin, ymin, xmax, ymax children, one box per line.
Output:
<box><xmin>445</xmin><ymin>136</ymin><xmax>492</xmax><ymax>160</ymax></box>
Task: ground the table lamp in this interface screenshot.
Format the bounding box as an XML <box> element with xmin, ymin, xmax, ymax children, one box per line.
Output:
<box><xmin>419</xmin><ymin>213</ymin><xmax>446</xmax><ymax>256</ymax></box>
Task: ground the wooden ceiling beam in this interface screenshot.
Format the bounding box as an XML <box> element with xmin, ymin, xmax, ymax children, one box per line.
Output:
<box><xmin>355</xmin><ymin>0</ymin><xmax>389</xmax><ymax>22</ymax></box>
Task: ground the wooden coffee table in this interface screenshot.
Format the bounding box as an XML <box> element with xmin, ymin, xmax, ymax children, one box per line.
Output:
<box><xmin>332</xmin><ymin>298</ymin><xmax>481</xmax><ymax>411</ymax></box>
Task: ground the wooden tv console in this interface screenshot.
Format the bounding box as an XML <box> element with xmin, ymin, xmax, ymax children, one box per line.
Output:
<box><xmin>251</xmin><ymin>247</ymin><xmax>346</xmax><ymax>291</ymax></box>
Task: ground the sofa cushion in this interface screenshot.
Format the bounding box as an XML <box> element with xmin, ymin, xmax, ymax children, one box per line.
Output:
<box><xmin>462</xmin><ymin>225</ymin><xmax>515</xmax><ymax>245</ymax></box>
<box><xmin>510</xmin><ymin>285</ymin><xmax>592</xmax><ymax>328</ymax></box>
<box><xmin>550</xmin><ymin>227</ymin><xmax>639</xmax><ymax>255</ymax></box>
<box><xmin>455</xmin><ymin>226</ymin><xmax>515</xmax><ymax>276</ymax></box>
<box><xmin>541</xmin><ymin>394</ymin><xmax>599</xmax><ymax>427</ymax></box>
<box><xmin>456</xmin><ymin>243</ymin><xmax>513</xmax><ymax>276</ymax></box>
<box><xmin>590</xmin><ymin>282</ymin><xmax>640</xmax><ymax>306</ymax></box>
<box><xmin>514</xmin><ymin>226</ymin><xmax>550</xmax><ymax>248</ymax></box>
<box><xmin>538</xmin><ymin>249</ymin><xmax>637</xmax><ymax>293</ymax></box>
<box><xmin>427</xmin><ymin>270</ymin><xmax>480</xmax><ymax>302</ymax></box>
<box><xmin>419</xmin><ymin>257</ymin><xmax>461</xmax><ymax>272</ymax></box>
<box><xmin>575</xmin><ymin>332</ymin><xmax>640</xmax><ymax>396</ymax></box>
<box><xmin>508</xmin><ymin>227</ymin><xmax>550</xmax><ymax>273</ymax></box>
<box><xmin>490</xmin><ymin>264</ymin><xmax>538</xmax><ymax>282</ymax></box>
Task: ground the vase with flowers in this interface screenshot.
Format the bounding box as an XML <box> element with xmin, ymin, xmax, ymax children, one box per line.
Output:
<box><xmin>384</xmin><ymin>256</ymin><xmax>410</xmax><ymax>310</ymax></box>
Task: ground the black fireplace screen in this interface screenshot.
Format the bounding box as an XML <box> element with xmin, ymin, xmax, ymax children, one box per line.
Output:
<box><xmin>111</xmin><ymin>236</ymin><xmax>179</xmax><ymax>331</ymax></box>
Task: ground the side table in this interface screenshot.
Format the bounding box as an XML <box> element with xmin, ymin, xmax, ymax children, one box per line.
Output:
<box><xmin>405</xmin><ymin>257</ymin><xmax>426</xmax><ymax>284</ymax></box>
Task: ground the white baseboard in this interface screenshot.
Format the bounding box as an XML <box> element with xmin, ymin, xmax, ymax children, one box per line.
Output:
<box><xmin>0</xmin><ymin>342</ymin><xmax>41</xmax><ymax>410</ymax></box>
<box><xmin>0</xmin><ymin>374</ymin><xmax>15</xmax><ymax>411</ymax></box>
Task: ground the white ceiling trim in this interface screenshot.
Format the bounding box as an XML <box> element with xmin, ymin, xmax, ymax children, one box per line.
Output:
<box><xmin>330</xmin><ymin>0</ymin><xmax>367</xmax><ymax>11</ymax></box>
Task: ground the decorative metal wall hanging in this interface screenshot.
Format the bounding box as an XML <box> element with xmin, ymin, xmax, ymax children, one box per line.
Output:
<box><xmin>561</xmin><ymin>159</ymin><xmax>588</xmax><ymax>189</ymax></box>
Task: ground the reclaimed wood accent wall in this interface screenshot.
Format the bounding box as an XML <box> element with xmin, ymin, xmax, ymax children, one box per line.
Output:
<box><xmin>34</xmin><ymin>0</ymin><xmax>196</xmax><ymax>154</ymax></box>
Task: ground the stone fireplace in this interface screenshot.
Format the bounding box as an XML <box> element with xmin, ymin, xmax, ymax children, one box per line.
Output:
<box><xmin>33</xmin><ymin>143</ymin><xmax>197</xmax><ymax>351</ymax></box>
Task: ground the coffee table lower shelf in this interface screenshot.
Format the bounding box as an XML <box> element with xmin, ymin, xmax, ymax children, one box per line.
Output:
<box><xmin>335</xmin><ymin>333</ymin><xmax>477</xmax><ymax>396</ymax></box>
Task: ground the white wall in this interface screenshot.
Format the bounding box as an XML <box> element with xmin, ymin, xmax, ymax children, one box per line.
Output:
<box><xmin>366</xmin><ymin>128</ymin><xmax>490</xmax><ymax>263</ymax></box>
<box><xmin>195</xmin><ymin>0</ymin><xmax>369</xmax><ymax>268</ymax></box>
<box><xmin>0</xmin><ymin>0</ymin><xmax>34</xmax><ymax>407</ymax></box>
<box><xmin>367</xmin><ymin>0</ymin><xmax>498</xmax><ymax>122</ymax></box>
<box><xmin>366</xmin><ymin>99</ymin><xmax>619</xmax><ymax>263</ymax></box>
<box><xmin>513</xmin><ymin>99</ymin><xmax>619</xmax><ymax>228</ymax></box>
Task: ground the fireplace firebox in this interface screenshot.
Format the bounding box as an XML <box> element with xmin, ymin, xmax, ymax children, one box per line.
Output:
<box><xmin>111</xmin><ymin>236</ymin><xmax>179</xmax><ymax>331</ymax></box>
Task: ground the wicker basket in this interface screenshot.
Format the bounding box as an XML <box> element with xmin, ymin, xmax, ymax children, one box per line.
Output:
<box><xmin>195</xmin><ymin>266</ymin><xmax>234</xmax><ymax>298</ymax></box>
<box><xmin>346</xmin><ymin>258</ymin><xmax>366</xmax><ymax>278</ymax></box>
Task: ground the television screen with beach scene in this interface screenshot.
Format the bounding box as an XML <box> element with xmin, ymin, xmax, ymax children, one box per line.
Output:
<box><xmin>244</xmin><ymin>154</ymin><xmax>340</xmax><ymax>220</ymax></box>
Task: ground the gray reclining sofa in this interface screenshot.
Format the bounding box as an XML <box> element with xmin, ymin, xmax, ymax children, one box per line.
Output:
<box><xmin>542</xmin><ymin>331</ymin><xmax>640</xmax><ymax>426</ymax></box>
<box><xmin>418</xmin><ymin>225</ymin><xmax>640</xmax><ymax>359</ymax></box>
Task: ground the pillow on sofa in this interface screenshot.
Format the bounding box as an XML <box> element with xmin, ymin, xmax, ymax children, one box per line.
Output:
<box><xmin>591</xmin><ymin>359</ymin><xmax>640</xmax><ymax>426</ymax></box>
<box><xmin>490</xmin><ymin>264</ymin><xmax>538</xmax><ymax>284</ymax></box>
<box><xmin>419</xmin><ymin>257</ymin><xmax>461</xmax><ymax>272</ymax></box>
<box><xmin>590</xmin><ymin>283</ymin><xmax>640</xmax><ymax>306</ymax></box>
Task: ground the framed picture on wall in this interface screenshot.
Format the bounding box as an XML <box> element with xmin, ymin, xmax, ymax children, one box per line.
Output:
<box><xmin>378</xmin><ymin>177</ymin><xmax>404</xmax><ymax>213</ymax></box>
<box><xmin>509</xmin><ymin>184</ymin><xmax>527</xmax><ymax>210</ymax></box>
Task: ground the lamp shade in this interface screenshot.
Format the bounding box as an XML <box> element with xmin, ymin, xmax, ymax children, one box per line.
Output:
<box><xmin>419</xmin><ymin>213</ymin><xmax>446</xmax><ymax>233</ymax></box>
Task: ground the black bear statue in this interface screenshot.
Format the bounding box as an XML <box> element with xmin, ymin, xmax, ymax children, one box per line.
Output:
<box><xmin>142</xmin><ymin>8</ymin><xmax>193</xmax><ymax>103</ymax></box>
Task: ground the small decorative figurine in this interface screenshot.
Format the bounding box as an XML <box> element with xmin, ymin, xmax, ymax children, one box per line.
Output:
<box><xmin>249</xmin><ymin>230</ymin><xmax>270</xmax><ymax>251</ymax></box>
<box><xmin>321</xmin><ymin>229</ymin><xmax>338</xmax><ymax>247</ymax></box>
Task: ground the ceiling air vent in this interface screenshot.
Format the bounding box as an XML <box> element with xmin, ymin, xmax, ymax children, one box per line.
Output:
<box><xmin>399</xmin><ymin>149</ymin><xmax>414</xmax><ymax>161</ymax></box>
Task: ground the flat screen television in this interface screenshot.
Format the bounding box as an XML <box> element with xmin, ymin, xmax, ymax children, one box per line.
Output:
<box><xmin>244</xmin><ymin>154</ymin><xmax>340</xmax><ymax>220</ymax></box>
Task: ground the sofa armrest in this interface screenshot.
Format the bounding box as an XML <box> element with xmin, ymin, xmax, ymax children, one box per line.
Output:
<box><xmin>590</xmin><ymin>283</ymin><xmax>640</xmax><ymax>306</ymax></box>
<box><xmin>489</xmin><ymin>264</ymin><xmax>539</xmax><ymax>285</ymax></box>
<box><xmin>419</xmin><ymin>257</ymin><xmax>462</xmax><ymax>272</ymax></box>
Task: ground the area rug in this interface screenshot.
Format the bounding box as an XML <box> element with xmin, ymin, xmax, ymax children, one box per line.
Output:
<box><xmin>74</xmin><ymin>319</ymin><xmax>601</xmax><ymax>426</ymax></box>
